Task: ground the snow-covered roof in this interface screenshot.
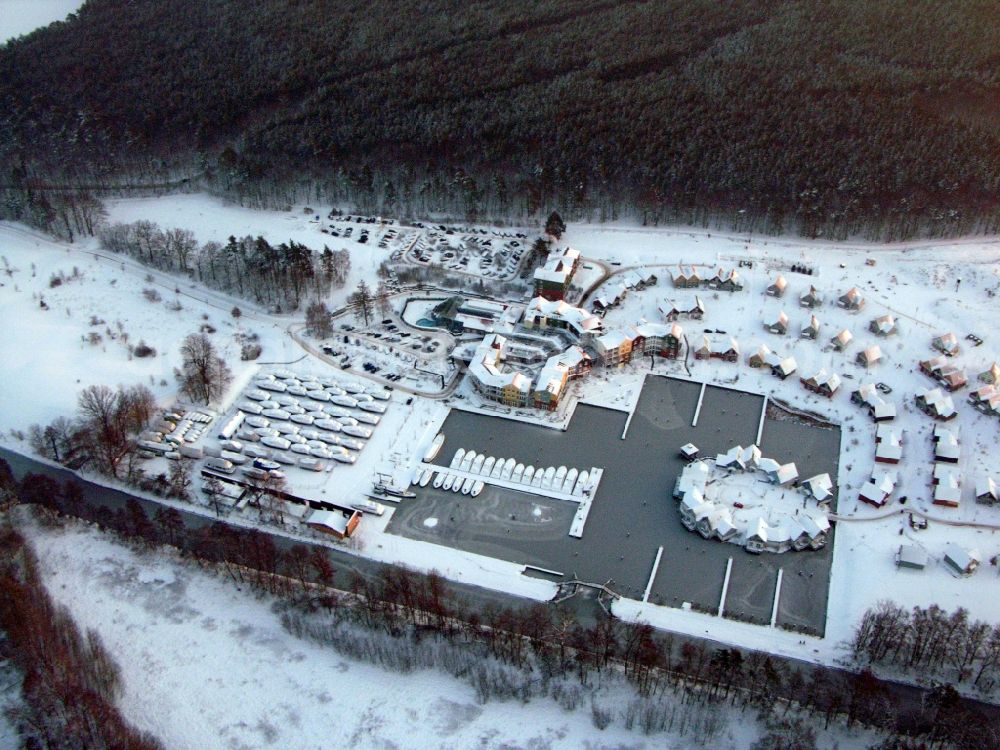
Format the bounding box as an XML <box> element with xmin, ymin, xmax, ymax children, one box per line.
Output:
<box><xmin>696</xmin><ymin>334</ymin><xmax>739</xmax><ymax>356</ymax></box>
<box><xmin>594</xmin><ymin>328</ymin><xmax>633</xmax><ymax>350</ymax></box>
<box><xmin>801</xmin><ymin>369</ymin><xmax>841</xmax><ymax>393</ymax></box>
<box><xmin>740</xmin><ymin>444</ymin><xmax>762</xmax><ymax>467</ymax></box>
<box><xmin>870</xmin><ymin>314</ymin><xmax>897</xmax><ymax>335</ymax></box>
<box><xmin>875</xmin><ymin>423</ymin><xmax>901</xmax><ymax>442</ymax></box>
<box><xmin>857</xmin><ymin>345</ymin><xmax>882</xmax><ymax>366</ymax></box>
<box><xmin>875</xmin><ymin>435</ymin><xmax>902</xmax><ymax>462</ymax></box>
<box><xmin>920</xmin><ymin>355</ymin><xmax>948</xmax><ymax>374</ymax></box>
<box><xmin>933</xmin><ymin>429</ymin><xmax>960</xmax><ymax>461</ymax></box>
<box><xmin>524</xmin><ymin>297</ymin><xmax>603</xmax><ymax>336</ymax></box>
<box><xmin>633</xmin><ymin>321</ymin><xmax>681</xmax><ymax>340</ymax></box>
<box><xmin>932</xmin><ymin>332</ymin><xmax>959</xmax><ymax>355</ymax></box>
<box><xmin>716</xmin><ymin>444</ymin><xmax>746</xmax><ymax>470</ymax></box>
<box><xmin>799</xmin><ymin>512</ymin><xmax>830</xmax><ymax>538</ymax></box>
<box><xmin>775</xmin><ymin>462</ymin><xmax>799</xmax><ymax>485</ymax></box>
<box><xmin>800</xmin><ymin>285</ymin><xmax>822</xmax><ymax>305</ymax></box>
<box><xmin>306</xmin><ymin>509</ymin><xmax>353</xmax><ymax>535</ymax></box>
<box><xmin>773</xmin><ymin>357</ymin><xmax>798</xmax><ymax>376</ymax></box>
<box><xmin>980</xmin><ymin>362</ymin><xmax>1000</xmax><ymax>383</ymax></box>
<box><xmin>944</xmin><ymin>545</ymin><xmax>979</xmax><ymax>573</ymax></box>
<box><xmin>831</xmin><ymin>328</ymin><xmax>853</xmax><ymax>347</ymax></box>
<box><xmin>468</xmin><ymin>334</ymin><xmax>532</xmax><ymax>392</ymax></box>
<box><xmin>801</xmin><ymin>473</ymin><xmax>833</xmax><ymax>502</ymax></box>
<box><xmin>916</xmin><ymin>387</ymin><xmax>957</xmax><ymax>418</ymax></box>
<box><xmin>533</xmin><ymin>247</ymin><xmax>580</xmax><ymax>284</ymax></box>
<box><xmin>767</xmin><ymin>310</ymin><xmax>789</xmax><ymax>329</ymax></box>
<box><xmin>976</xmin><ymin>475</ymin><xmax>998</xmax><ymax>501</ymax></box>
<box><xmin>839</xmin><ymin>287</ymin><xmax>864</xmax><ymax>307</ymax></box>
<box><xmin>898</xmin><ymin>545</ymin><xmax>928</xmax><ymax>568</ymax></box>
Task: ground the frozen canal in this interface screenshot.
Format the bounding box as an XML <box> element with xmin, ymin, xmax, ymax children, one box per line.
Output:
<box><xmin>387</xmin><ymin>376</ymin><xmax>840</xmax><ymax>635</ymax></box>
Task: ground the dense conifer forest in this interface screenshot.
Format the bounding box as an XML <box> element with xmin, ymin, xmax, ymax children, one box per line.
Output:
<box><xmin>2</xmin><ymin>0</ymin><xmax>999</xmax><ymax>238</ymax></box>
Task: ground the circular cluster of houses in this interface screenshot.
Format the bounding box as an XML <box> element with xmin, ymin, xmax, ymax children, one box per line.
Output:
<box><xmin>672</xmin><ymin>444</ymin><xmax>832</xmax><ymax>554</ymax></box>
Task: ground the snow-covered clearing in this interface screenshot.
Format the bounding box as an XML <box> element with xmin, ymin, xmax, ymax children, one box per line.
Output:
<box><xmin>0</xmin><ymin>0</ymin><xmax>82</xmax><ymax>42</ymax></box>
<box><xmin>18</xmin><ymin>516</ymin><xmax>879</xmax><ymax>750</ymax></box>
<box><xmin>0</xmin><ymin>222</ymin><xmax>293</xmax><ymax>427</ymax></box>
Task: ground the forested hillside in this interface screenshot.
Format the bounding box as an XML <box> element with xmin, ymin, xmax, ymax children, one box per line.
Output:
<box><xmin>2</xmin><ymin>0</ymin><xmax>1000</xmax><ymax>238</ymax></box>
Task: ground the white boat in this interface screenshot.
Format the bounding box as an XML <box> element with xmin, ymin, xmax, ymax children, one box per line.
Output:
<box><xmin>562</xmin><ymin>467</ymin><xmax>578</xmax><ymax>493</ymax></box>
<box><xmin>451</xmin><ymin>476</ymin><xmax>464</xmax><ymax>493</ymax></box>
<box><xmin>532</xmin><ymin>469</ymin><xmax>545</xmax><ymax>488</ymax></box>
<box><xmin>354</xmin><ymin>413</ymin><xmax>380</xmax><ymax>425</ymax></box>
<box><xmin>522</xmin><ymin>466</ymin><xmax>535</xmax><ymax>484</ymax></box>
<box><xmin>461</xmin><ymin>450</ymin><xmax>476</xmax><ymax>471</ymax></box>
<box><xmin>471</xmin><ymin>453</ymin><xmax>485</xmax><ymax>473</ymax></box>
<box><xmin>342</xmin><ymin>425</ymin><xmax>373</xmax><ymax>439</ymax></box>
<box><xmin>424</xmin><ymin>432</ymin><xmax>444</xmax><ymax>463</ymax></box>
<box><xmin>512</xmin><ymin>463</ymin><xmax>525</xmax><ymax>483</ymax></box>
<box><xmin>359</xmin><ymin>401</ymin><xmax>386</xmax><ymax>414</ymax></box>
<box><xmin>574</xmin><ymin>471</ymin><xmax>589</xmax><ymax>496</ymax></box>
<box><xmin>432</xmin><ymin>472</ymin><xmax>445</xmax><ymax>489</ymax></box>
<box><xmin>481</xmin><ymin>456</ymin><xmax>496</xmax><ymax>476</ymax></box>
<box><xmin>450</xmin><ymin>448</ymin><xmax>466</xmax><ymax>469</ymax></box>
<box><xmin>419</xmin><ymin>469</ymin><xmax>433</xmax><ymax>487</ymax></box>
<box><xmin>490</xmin><ymin>458</ymin><xmax>505</xmax><ymax>479</ymax></box>
<box><xmin>500</xmin><ymin>457</ymin><xmax>516</xmax><ymax>480</ymax></box>
<box><xmin>554</xmin><ymin>466</ymin><xmax>567</xmax><ymax>488</ymax></box>
<box><xmin>331</xmin><ymin>395</ymin><xmax>359</xmax><ymax>408</ymax></box>
<box><xmin>471</xmin><ymin>480</ymin><xmax>485</xmax><ymax>497</ymax></box>
<box><xmin>442</xmin><ymin>474</ymin><xmax>455</xmax><ymax>491</ymax></box>
<box><xmin>461</xmin><ymin>477</ymin><xmax>475</xmax><ymax>494</ymax></box>
<box><xmin>373</xmin><ymin>477</ymin><xmax>416</xmax><ymax>499</ymax></box>
<box><xmin>351</xmin><ymin>499</ymin><xmax>386</xmax><ymax>516</ymax></box>
<box><xmin>331</xmin><ymin>451</ymin><xmax>357</xmax><ymax>464</ymax></box>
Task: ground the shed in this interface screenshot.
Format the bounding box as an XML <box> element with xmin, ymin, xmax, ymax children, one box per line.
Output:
<box><xmin>306</xmin><ymin>509</ymin><xmax>362</xmax><ymax>539</ymax></box>
<box><xmin>944</xmin><ymin>545</ymin><xmax>980</xmax><ymax>577</ymax></box>
<box><xmin>897</xmin><ymin>545</ymin><xmax>928</xmax><ymax>570</ymax></box>
<box><xmin>679</xmin><ymin>443</ymin><xmax>700</xmax><ymax>461</ymax></box>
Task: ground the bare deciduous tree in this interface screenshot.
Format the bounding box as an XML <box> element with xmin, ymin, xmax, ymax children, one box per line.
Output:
<box><xmin>179</xmin><ymin>333</ymin><xmax>232</xmax><ymax>404</ymax></box>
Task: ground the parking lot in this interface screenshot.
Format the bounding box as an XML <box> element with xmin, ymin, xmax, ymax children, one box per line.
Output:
<box><xmin>387</xmin><ymin>375</ymin><xmax>841</xmax><ymax>635</ymax></box>
<box><xmin>390</xmin><ymin>222</ymin><xmax>530</xmax><ymax>280</ymax></box>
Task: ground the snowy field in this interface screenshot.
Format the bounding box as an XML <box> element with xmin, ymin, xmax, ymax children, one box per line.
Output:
<box><xmin>2</xmin><ymin>192</ymin><xmax>999</xmax><ymax>687</ymax></box>
<box><xmin>0</xmin><ymin>0</ymin><xmax>82</xmax><ymax>42</ymax></box>
<box><xmin>22</xmin><ymin>514</ymin><xmax>880</xmax><ymax>750</ymax></box>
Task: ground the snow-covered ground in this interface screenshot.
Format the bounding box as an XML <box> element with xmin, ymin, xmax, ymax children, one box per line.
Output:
<box><xmin>22</xmin><ymin>514</ymin><xmax>879</xmax><ymax>750</ymax></box>
<box><xmin>2</xmin><ymin>192</ymin><xmax>999</xmax><ymax>687</ymax></box>
<box><xmin>0</xmin><ymin>0</ymin><xmax>82</xmax><ymax>42</ymax></box>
